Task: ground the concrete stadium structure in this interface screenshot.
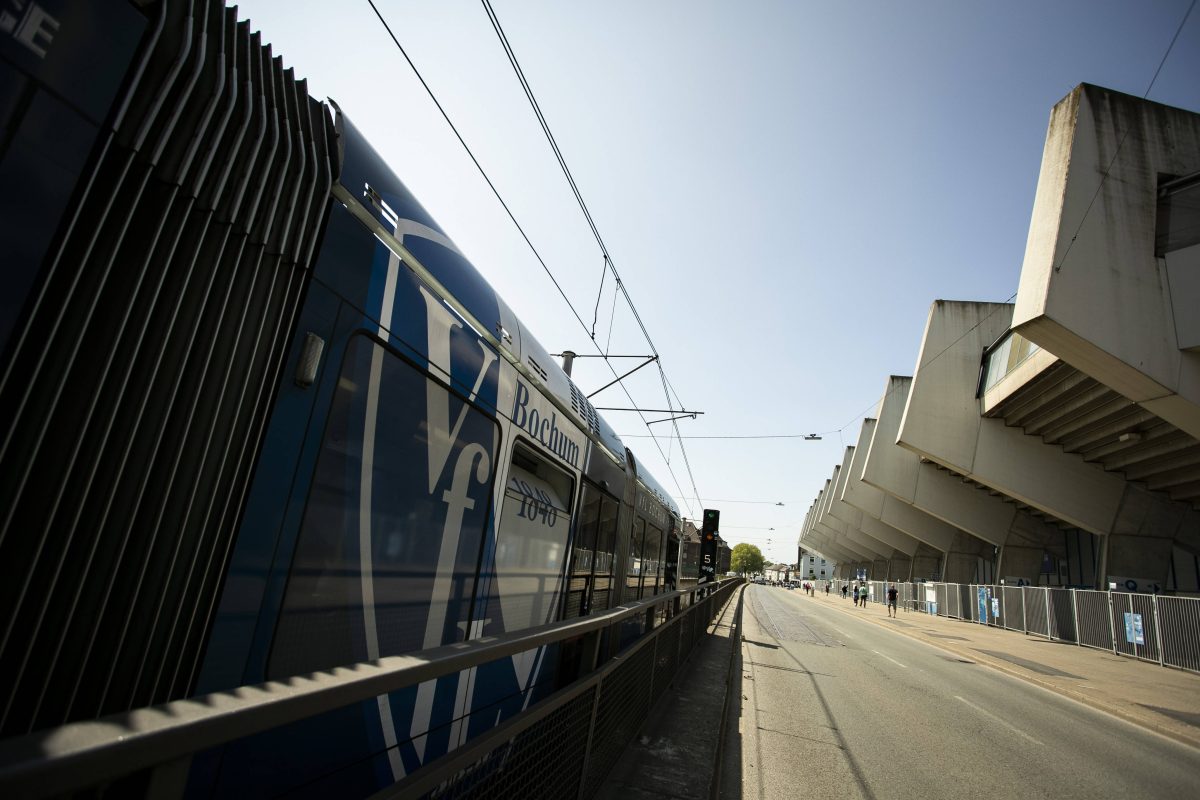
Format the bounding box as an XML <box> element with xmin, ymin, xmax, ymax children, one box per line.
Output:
<box><xmin>800</xmin><ymin>84</ymin><xmax>1200</xmax><ymax>594</ymax></box>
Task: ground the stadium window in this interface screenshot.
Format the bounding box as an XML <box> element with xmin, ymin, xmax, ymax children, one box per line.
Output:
<box><xmin>1156</xmin><ymin>171</ymin><xmax>1200</xmax><ymax>256</ymax></box>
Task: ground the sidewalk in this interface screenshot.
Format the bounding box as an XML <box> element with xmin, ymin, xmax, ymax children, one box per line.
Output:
<box><xmin>595</xmin><ymin>587</ymin><xmax>742</xmax><ymax>800</ymax></box>
<box><xmin>814</xmin><ymin>588</ymin><xmax>1200</xmax><ymax>750</ymax></box>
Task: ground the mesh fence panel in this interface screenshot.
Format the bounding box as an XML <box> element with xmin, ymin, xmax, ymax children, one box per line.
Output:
<box><xmin>1001</xmin><ymin>587</ymin><xmax>1024</xmax><ymax>632</ymax></box>
<box><xmin>678</xmin><ymin>610</ymin><xmax>695</xmax><ymax>661</ymax></box>
<box><xmin>1023</xmin><ymin>587</ymin><xmax>1050</xmax><ymax>638</ymax></box>
<box><xmin>1074</xmin><ymin>590</ymin><xmax>1114</xmax><ymax>651</ymax></box>
<box><xmin>651</xmin><ymin>620</ymin><xmax>682</xmax><ymax>705</ymax></box>
<box><xmin>1158</xmin><ymin>596</ymin><xmax>1200</xmax><ymax>672</ymax></box>
<box><xmin>419</xmin><ymin>687</ymin><xmax>597</xmax><ymax>799</ymax></box>
<box><xmin>1048</xmin><ymin>588</ymin><xmax>1076</xmax><ymax>642</ymax></box>
<box><xmin>955</xmin><ymin>585</ymin><xmax>971</xmax><ymax>621</ymax></box>
<box><xmin>581</xmin><ymin>631</ymin><xmax>659</xmax><ymax>796</ymax></box>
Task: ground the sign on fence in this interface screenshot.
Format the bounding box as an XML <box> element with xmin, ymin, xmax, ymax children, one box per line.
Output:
<box><xmin>977</xmin><ymin>587</ymin><xmax>989</xmax><ymax>623</ymax></box>
<box><xmin>1123</xmin><ymin>612</ymin><xmax>1145</xmax><ymax>645</ymax></box>
<box><xmin>1108</xmin><ymin>576</ymin><xmax>1163</xmax><ymax>594</ymax></box>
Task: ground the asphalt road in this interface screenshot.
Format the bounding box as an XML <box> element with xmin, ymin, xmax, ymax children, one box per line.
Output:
<box><xmin>721</xmin><ymin>584</ymin><xmax>1200</xmax><ymax>800</ymax></box>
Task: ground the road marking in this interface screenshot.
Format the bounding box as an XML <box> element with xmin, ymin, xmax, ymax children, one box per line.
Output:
<box><xmin>954</xmin><ymin>696</ymin><xmax>1044</xmax><ymax>746</ymax></box>
<box><xmin>872</xmin><ymin>650</ymin><xmax>907</xmax><ymax>668</ymax></box>
<box><xmin>831</xmin><ymin>627</ymin><xmax>852</xmax><ymax>638</ymax></box>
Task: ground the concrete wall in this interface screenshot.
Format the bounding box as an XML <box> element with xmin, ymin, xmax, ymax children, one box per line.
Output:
<box><xmin>1013</xmin><ymin>83</ymin><xmax>1200</xmax><ymax>438</ymax></box>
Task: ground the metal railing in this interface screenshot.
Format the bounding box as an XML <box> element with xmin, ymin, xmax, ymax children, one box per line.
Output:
<box><xmin>829</xmin><ymin>579</ymin><xmax>1200</xmax><ymax>674</ymax></box>
<box><xmin>0</xmin><ymin>579</ymin><xmax>742</xmax><ymax>798</ymax></box>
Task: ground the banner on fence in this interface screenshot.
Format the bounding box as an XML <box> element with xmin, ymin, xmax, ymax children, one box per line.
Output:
<box><xmin>1123</xmin><ymin>612</ymin><xmax>1145</xmax><ymax>645</ymax></box>
<box><xmin>977</xmin><ymin>587</ymin><xmax>989</xmax><ymax>623</ymax></box>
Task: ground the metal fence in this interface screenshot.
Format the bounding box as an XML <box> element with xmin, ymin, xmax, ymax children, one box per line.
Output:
<box><xmin>830</xmin><ymin>579</ymin><xmax>1200</xmax><ymax>674</ymax></box>
<box><xmin>0</xmin><ymin>580</ymin><xmax>742</xmax><ymax>798</ymax></box>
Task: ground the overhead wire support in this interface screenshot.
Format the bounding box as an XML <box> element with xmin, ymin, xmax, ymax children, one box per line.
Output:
<box><xmin>594</xmin><ymin>408</ymin><xmax>705</xmax><ymax>415</ymax></box>
<box><xmin>646</xmin><ymin>413</ymin><xmax>699</xmax><ymax>426</ymax></box>
<box><xmin>477</xmin><ymin>0</ymin><xmax>703</xmax><ymax>507</ymax></box>
<box><xmin>586</xmin><ymin>355</ymin><xmax>658</xmax><ymax>398</ymax></box>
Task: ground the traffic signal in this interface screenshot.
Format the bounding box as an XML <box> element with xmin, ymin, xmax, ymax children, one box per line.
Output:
<box><xmin>699</xmin><ymin>509</ymin><xmax>719</xmax><ymax>583</ymax></box>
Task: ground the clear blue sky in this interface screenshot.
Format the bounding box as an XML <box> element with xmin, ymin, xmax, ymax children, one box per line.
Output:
<box><xmin>236</xmin><ymin>0</ymin><xmax>1199</xmax><ymax>566</ymax></box>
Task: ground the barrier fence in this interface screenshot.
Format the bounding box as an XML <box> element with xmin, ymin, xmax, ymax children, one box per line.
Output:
<box><xmin>827</xmin><ymin>579</ymin><xmax>1200</xmax><ymax>674</ymax></box>
<box><xmin>0</xmin><ymin>579</ymin><xmax>742</xmax><ymax>798</ymax></box>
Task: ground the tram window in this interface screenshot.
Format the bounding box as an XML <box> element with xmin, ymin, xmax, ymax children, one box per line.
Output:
<box><xmin>595</xmin><ymin>497</ymin><xmax>617</xmax><ymax>573</ymax></box>
<box><xmin>591</xmin><ymin>493</ymin><xmax>618</xmax><ymax>610</ymax></box>
<box><xmin>494</xmin><ymin>442</ymin><xmax>575</xmax><ymax>631</ymax></box>
<box><xmin>564</xmin><ymin>483</ymin><xmax>620</xmax><ymax>616</ymax></box>
<box><xmin>268</xmin><ymin>334</ymin><xmax>498</xmax><ymax>679</ymax></box>
<box><xmin>627</xmin><ymin>517</ymin><xmax>646</xmax><ymax>593</ymax></box>
<box><xmin>643</xmin><ymin>523</ymin><xmax>663</xmax><ymax>597</ymax></box>
<box><xmin>563</xmin><ymin>484</ymin><xmax>598</xmax><ymax>618</ymax></box>
<box><xmin>572</xmin><ymin>490</ymin><xmax>600</xmax><ymax>576</ymax></box>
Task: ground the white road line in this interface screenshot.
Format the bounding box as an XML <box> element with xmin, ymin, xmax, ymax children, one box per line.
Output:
<box><xmin>872</xmin><ymin>649</ymin><xmax>907</xmax><ymax>668</ymax></box>
<box><xmin>831</xmin><ymin>626</ymin><xmax>852</xmax><ymax>638</ymax></box>
<box><xmin>954</xmin><ymin>695</ymin><xmax>1045</xmax><ymax>746</ymax></box>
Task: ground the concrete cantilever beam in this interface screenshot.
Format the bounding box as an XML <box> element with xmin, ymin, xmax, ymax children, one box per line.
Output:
<box><xmin>828</xmin><ymin>445</ymin><xmax>922</xmax><ymax>557</ymax></box>
<box><xmin>813</xmin><ymin>464</ymin><xmax>895</xmax><ymax>561</ymax></box>
<box><xmin>899</xmin><ymin>298</ymin><xmax>1200</xmax><ymax>584</ymax></box>
<box><xmin>844</xmin><ymin>417</ymin><xmax>959</xmax><ymax>553</ymax></box>
<box><xmin>804</xmin><ymin>530</ymin><xmax>869</xmax><ymax>567</ymax></box>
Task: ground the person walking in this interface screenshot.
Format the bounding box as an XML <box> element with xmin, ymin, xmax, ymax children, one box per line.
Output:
<box><xmin>858</xmin><ymin>583</ymin><xmax>868</xmax><ymax>608</ymax></box>
<box><xmin>842</xmin><ymin>584</ymin><xmax>848</xmax><ymax>600</ymax></box>
<box><xmin>825</xmin><ymin>582</ymin><xmax>830</xmax><ymax>595</ymax></box>
<box><xmin>887</xmin><ymin>583</ymin><xmax>898</xmax><ymax>617</ymax></box>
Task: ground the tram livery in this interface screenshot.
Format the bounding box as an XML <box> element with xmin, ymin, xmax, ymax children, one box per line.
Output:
<box><xmin>0</xmin><ymin>1</ymin><xmax>683</xmax><ymax>796</ymax></box>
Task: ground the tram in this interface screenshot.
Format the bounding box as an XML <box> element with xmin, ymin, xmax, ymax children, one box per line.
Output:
<box><xmin>0</xmin><ymin>1</ymin><xmax>683</xmax><ymax>795</ymax></box>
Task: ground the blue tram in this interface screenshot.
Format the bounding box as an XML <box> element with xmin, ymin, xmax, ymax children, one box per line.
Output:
<box><xmin>0</xmin><ymin>1</ymin><xmax>684</xmax><ymax>796</ymax></box>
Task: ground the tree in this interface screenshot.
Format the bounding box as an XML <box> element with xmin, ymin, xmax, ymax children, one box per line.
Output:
<box><xmin>731</xmin><ymin>543</ymin><xmax>765</xmax><ymax>576</ymax></box>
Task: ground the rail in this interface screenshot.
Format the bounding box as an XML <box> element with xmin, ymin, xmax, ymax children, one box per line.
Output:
<box><xmin>0</xmin><ymin>579</ymin><xmax>741</xmax><ymax>798</ymax></box>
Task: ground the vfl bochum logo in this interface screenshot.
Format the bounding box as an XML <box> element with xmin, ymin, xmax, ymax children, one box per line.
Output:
<box><xmin>1</xmin><ymin>2</ymin><xmax>58</xmax><ymax>58</ymax></box>
<box><xmin>511</xmin><ymin>381</ymin><xmax>580</xmax><ymax>468</ymax></box>
<box><xmin>361</xmin><ymin>212</ymin><xmax>500</xmax><ymax>780</ymax></box>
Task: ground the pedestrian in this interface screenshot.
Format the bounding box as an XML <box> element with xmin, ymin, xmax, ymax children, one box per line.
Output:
<box><xmin>859</xmin><ymin>583</ymin><xmax>868</xmax><ymax>608</ymax></box>
<box><xmin>825</xmin><ymin>582</ymin><xmax>830</xmax><ymax>595</ymax></box>
<box><xmin>852</xmin><ymin>583</ymin><xmax>859</xmax><ymax>606</ymax></box>
<box><xmin>887</xmin><ymin>583</ymin><xmax>898</xmax><ymax>617</ymax></box>
<box><xmin>842</xmin><ymin>584</ymin><xmax>848</xmax><ymax>600</ymax></box>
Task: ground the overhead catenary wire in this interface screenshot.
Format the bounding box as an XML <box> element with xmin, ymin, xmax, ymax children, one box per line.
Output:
<box><xmin>364</xmin><ymin>0</ymin><xmax>702</xmax><ymax>513</ymax></box>
<box><xmin>363</xmin><ymin>0</ymin><xmax>590</xmax><ymax>335</ymax></box>
<box><xmin>477</xmin><ymin>0</ymin><xmax>704</xmax><ymax>508</ymax></box>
